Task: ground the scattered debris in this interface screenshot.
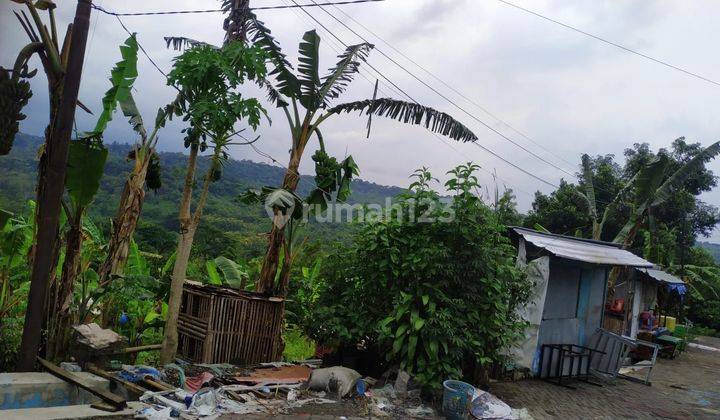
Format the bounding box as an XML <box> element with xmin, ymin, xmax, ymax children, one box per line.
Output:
<box><xmin>309</xmin><ymin>366</ymin><xmax>362</xmax><ymax>398</ymax></box>
<box><xmin>232</xmin><ymin>363</ymin><xmax>312</xmax><ymax>386</ymax></box>
<box><xmin>118</xmin><ymin>365</ymin><xmax>161</xmax><ymax>383</ymax></box>
<box><xmin>72</xmin><ymin>323</ymin><xmax>125</xmax><ymax>350</ymax></box>
<box><xmin>470</xmin><ymin>388</ymin><xmax>513</xmax><ymax>419</ymax></box>
<box><xmin>185</xmin><ymin>371</ymin><xmax>215</xmax><ymax>393</ymax></box>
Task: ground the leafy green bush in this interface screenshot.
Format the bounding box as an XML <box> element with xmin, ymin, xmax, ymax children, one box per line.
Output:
<box><xmin>282</xmin><ymin>327</ymin><xmax>316</xmax><ymax>361</ymax></box>
<box><xmin>302</xmin><ymin>164</ymin><xmax>531</xmax><ymax>391</ymax></box>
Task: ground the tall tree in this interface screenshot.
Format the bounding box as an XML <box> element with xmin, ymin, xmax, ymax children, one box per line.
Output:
<box><xmin>223</xmin><ymin>9</ymin><xmax>478</xmax><ymax>296</ymax></box>
<box><xmin>613</xmin><ymin>140</ymin><xmax>720</xmax><ymax>248</ymax></box>
<box><xmin>574</xmin><ymin>153</ymin><xmax>627</xmax><ymax>240</ymax></box>
<box><xmin>159</xmin><ymin>41</ymin><xmax>268</xmax><ymax>364</ymax></box>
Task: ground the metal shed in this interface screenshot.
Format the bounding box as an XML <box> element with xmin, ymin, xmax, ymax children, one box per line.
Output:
<box><xmin>610</xmin><ymin>266</ymin><xmax>687</xmax><ymax>339</ymax></box>
<box><xmin>508</xmin><ymin>227</ymin><xmax>653</xmax><ymax>374</ymax></box>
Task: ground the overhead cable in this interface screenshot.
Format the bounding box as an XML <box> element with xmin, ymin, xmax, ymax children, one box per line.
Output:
<box><xmin>496</xmin><ymin>0</ymin><xmax>720</xmax><ymax>88</ymax></box>
<box><xmin>90</xmin><ymin>0</ymin><xmax>385</xmax><ymax>17</ymax></box>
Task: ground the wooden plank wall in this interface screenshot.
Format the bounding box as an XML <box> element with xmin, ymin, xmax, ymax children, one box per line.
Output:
<box><xmin>177</xmin><ymin>285</ymin><xmax>283</xmax><ymax>364</ymax></box>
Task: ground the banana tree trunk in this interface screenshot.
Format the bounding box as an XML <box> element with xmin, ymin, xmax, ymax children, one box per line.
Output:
<box><xmin>257</xmin><ymin>148</ymin><xmax>303</xmax><ymax>295</ymax></box>
<box><xmin>48</xmin><ymin>215</ymin><xmax>83</xmax><ymax>360</ymax></box>
<box><xmin>277</xmin><ymin>242</ymin><xmax>293</xmax><ymax>296</ymax></box>
<box><xmin>98</xmin><ymin>156</ymin><xmax>150</xmax><ymax>283</ymax></box>
<box><xmin>161</xmin><ymin>145</ymin><xmax>218</xmax><ymax>364</ymax></box>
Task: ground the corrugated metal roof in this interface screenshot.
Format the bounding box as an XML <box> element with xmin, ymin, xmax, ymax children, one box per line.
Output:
<box><xmin>512</xmin><ymin>227</ymin><xmax>654</xmax><ymax>267</ymax></box>
<box><xmin>637</xmin><ymin>268</ymin><xmax>685</xmax><ymax>285</ymax></box>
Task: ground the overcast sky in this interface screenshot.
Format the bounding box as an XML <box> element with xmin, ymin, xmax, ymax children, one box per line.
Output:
<box><xmin>3</xmin><ymin>0</ymin><xmax>720</xmax><ymax>240</ymax></box>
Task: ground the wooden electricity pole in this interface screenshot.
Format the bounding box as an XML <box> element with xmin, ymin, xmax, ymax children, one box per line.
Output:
<box><xmin>18</xmin><ymin>0</ymin><xmax>93</xmax><ymax>372</ymax></box>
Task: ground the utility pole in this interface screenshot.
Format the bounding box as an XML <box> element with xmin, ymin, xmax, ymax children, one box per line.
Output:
<box><xmin>18</xmin><ymin>0</ymin><xmax>93</xmax><ymax>372</ymax></box>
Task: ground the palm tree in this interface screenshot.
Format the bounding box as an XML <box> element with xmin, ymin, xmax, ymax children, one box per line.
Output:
<box><xmin>231</xmin><ymin>10</ymin><xmax>478</xmax><ymax>296</ymax></box>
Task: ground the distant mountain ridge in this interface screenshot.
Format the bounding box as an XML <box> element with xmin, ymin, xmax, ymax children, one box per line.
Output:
<box><xmin>0</xmin><ymin>133</ymin><xmax>405</xmax><ymax>260</ymax></box>
<box><xmin>698</xmin><ymin>241</ymin><xmax>720</xmax><ymax>264</ymax></box>
<box><xmin>3</xmin><ymin>133</ymin><xmax>403</xmax><ymax>202</ymax></box>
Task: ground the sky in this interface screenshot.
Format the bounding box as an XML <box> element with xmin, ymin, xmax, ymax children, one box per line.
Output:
<box><xmin>3</xmin><ymin>0</ymin><xmax>720</xmax><ymax>240</ymax></box>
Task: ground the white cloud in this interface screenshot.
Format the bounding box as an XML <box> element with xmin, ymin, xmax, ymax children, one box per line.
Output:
<box><xmin>3</xmin><ymin>0</ymin><xmax>720</xmax><ymax>239</ymax></box>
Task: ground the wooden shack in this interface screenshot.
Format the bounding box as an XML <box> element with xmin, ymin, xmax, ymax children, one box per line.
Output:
<box><xmin>177</xmin><ymin>280</ymin><xmax>284</xmax><ymax>364</ymax></box>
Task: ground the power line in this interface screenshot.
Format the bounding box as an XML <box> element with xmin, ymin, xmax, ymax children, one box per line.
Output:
<box><xmin>288</xmin><ymin>0</ymin><xmax>419</xmax><ymax>104</ymax></box>
<box><xmin>114</xmin><ymin>1</ymin><xmax>560</xmax><ymax>195</ymax></box>
<box><xmin>309</xmin><ymin>1</ymin><xmax>625</xmax><ymax>199</ymax></box>
<box><xmin>308</xmin><ymin>0</ymin><xmax>577</xmax><ymax>180</ymax></box>
<box><xmin>496</xmin><ymin>0</ymin><xmax>720</xmax><ymax>88</ymax></box>
<box><xmin>114</xmin><ymin>16</ymin><xmax>169</xmax><ymax>78</ymax></box>
<box><xmin>91</xmin><ymin>0</ymin><xmax>385</xmax><ymax>17</ymax></box>
<box><xmin>328</xmin><ymin>1</ymin><xmax>578</xmax><ymax>171</ymax></box>
<box><xmin>283</xmin><ymin>0</ymin><xmax>554</xmax><ymax>193</ymax></box>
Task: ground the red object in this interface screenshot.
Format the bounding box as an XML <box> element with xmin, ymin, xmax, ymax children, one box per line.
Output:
<box><xmin>232</xmin><ymin>364</ymin><xmax>312</xmax><ymax>386</ymax></box>
<box><xmin>610</xmin><ymin>299</ymin><xmax>625</xmax><ymax>313</ymax></box>
<box><xmin>185</xmin><ymin>371</ymin><xmax>215</xmax><ymax>392</ymax></box>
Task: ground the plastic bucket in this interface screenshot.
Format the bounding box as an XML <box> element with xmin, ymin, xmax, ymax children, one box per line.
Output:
<box><xmin>442</xmin><ymin>380</ymin><xmax>475</xmax><ymax>420</ymax></box>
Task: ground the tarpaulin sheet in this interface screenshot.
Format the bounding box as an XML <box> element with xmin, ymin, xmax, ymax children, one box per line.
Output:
<box><xmin>509</xmin><ymin>255</ymin><xmax>550</xmax><ymax>372</ymax></box>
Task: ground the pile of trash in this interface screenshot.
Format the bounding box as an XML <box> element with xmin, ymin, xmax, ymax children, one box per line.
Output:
<box><xmin>133</xmin><ymin>362</ymin><xmax>441</xmax><ymax>419</ymax></box>
<box><xmin>63</xmin><ymin>359</ymin><xmax>522</xmax><ymax>419</ymax></box>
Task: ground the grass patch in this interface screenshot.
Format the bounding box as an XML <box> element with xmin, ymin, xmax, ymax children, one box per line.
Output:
<box><xmin>283</xmin><ymin>327</ymin><xmax>316</xmax><ymax>361</ymax></box>
<box><xmin>689</xmin><ymin>324</ymin><xmax>720</xmax><ymax>339</ymax></box>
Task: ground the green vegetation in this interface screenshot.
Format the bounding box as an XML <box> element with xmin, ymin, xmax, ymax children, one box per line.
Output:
<box><xmin>225</xmin><ymin>9</ymin><xmax>478</xmax><ymax>297</ymax></box>
<box><xmin>282</xmin><ymin>327</ymin><xmax>317</xmax><ymax>362</ymax></box>
<box><xmin>525</xmin><ymin>138</ymin><xmax>720</xmax><ymax>333</ymax></box>
<box><xmin>0</xmin><ymin>133</ymin><xmax>399</xmax><ymax>265</ymax></box>
<box><xmin>3</xmin><ymin>0</ymin><xmax>720</xmax><ymax>394</ymax></box>
<box><xmin>298</xmin><ymin>164</ymin><xmax>531</xmax><ymax>391</ymax></box>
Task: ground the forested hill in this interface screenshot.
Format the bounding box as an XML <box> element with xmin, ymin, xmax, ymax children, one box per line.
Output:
<box><xmin>698</xmin><ymin>242</ymin><xmax>720</xmax><ymax>264</ymax></box>
<box><xmin>0</xmin><ymin>133</ymin><xmax>404</xmax><ymax>261</ymax></box>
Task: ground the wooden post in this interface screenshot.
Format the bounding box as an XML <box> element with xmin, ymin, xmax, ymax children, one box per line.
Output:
<box><xmin>18</xmin><ymin>0</ymin><xmax>93</xmax><ymax>372</ymax></box>
<box><xmin>38</xmin><ymin>358</ymin><xmax>127</xmax><ymax>410</ymax></box>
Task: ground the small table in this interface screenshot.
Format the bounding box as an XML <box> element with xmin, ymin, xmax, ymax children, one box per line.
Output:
<box><xmin>655</xmin><ymin>335</ymin><xmax>682</xmax><ymax>359</ymax></box>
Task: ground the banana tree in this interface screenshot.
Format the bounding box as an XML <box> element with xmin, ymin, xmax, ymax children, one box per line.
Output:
<box><xmin>3</xmin><ymin>0</ymin><xmax>66</xmax><ymax>156</ymax></box>
<box><xmin>601</xmin><ymin>141</ymin><xmax>720</xmax><ymax>299</ymax></box>
<box><xmin>206</xmin><ymin>256</ymin><xmax>250</xmax><ymax>289</ymax></box>
<box><xmin>160</xmin><ymin>40</ymin><xmax>268</xmax><ymax>364</ymax></box>
<box><xmin>45</xmin><ymin>34</ymin><xmax>147</xmax><ymax>359</ymax></box>
<box><xmin>613</xmin><ymin>141</ymin><xmax>720</xmax><ymax>248</ymax></box>
<box><xmin>234</xmin><ymin>10</ymin><xmax>478</xmax><ymax>296</ymax></box>
<box><xmin>574</xmin><ymin>154</ymin><xmax>633</xmax><ymax>240</ymax></box>
<box><xmin>95</xmin><ymin>35</ymin><xmax>184</xmax><ymax>289</ymax></box>
<box><xmin>0</xmin><ymin>207</ymin><xmax>33</xmax><ymax>319</ymax></box>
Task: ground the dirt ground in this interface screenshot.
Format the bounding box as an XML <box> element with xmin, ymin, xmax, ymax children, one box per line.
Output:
<box><xmin>490</xmin><ymin>336</ymin><xmax>720</xmax><ymax>419</ymax></box>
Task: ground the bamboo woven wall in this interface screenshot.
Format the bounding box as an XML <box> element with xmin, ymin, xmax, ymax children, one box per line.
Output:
<box><xmin>177</xmin><ymin>281</ymin><xmax>284</xmax><ymax>364</ymax></box>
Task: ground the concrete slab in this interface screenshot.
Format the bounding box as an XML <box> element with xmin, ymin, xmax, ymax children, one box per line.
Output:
<box><xmin>0</xmin><ymin>400</ymin><xmax>147</xmax><ymax>419</ymax></box>
<box><xmin>0</xmin><ymin>372</ymin><xmax>110</xmax><ymax>409</ymax></box>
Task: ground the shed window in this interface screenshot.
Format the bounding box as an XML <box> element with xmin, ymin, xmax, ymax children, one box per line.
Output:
<box><xmin>542</xmin><ymin>264</ymin><xmax>581</xmax><ymax>319</ymax></box>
